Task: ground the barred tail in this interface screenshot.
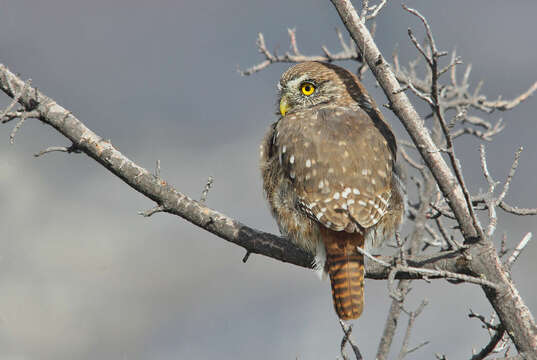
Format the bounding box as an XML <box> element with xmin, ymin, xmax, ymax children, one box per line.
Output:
<box><xmin>324</xmin><ymin>234</ymin><xmax>364</xmax><ymax>320</ymax></box>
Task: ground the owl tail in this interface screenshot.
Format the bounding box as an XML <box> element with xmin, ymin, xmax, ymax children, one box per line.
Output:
<box><xmin>323</xmin><ymin>230</ymin><xmax>364</xmax><ymax>320</ymax></box>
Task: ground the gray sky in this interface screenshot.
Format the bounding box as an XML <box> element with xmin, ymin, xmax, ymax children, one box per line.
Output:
<box><xmin>1</xmin><ymin>1</ymin><xmax>536</xmax><ymax>359</ymax></box>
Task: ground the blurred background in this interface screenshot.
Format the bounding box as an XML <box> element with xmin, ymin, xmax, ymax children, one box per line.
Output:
<box><xmin>0</xmin><ymin>0</ymin><xmax>536</xmax><ymax>359</ymax></box>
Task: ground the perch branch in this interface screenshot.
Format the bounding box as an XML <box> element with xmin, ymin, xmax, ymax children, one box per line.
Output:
<box><xmin>0</xmin><ymin>63</ymin><xmax>490</xmax><ymax>284</ymax></box>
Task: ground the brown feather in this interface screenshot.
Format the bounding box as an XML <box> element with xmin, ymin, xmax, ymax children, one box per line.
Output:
<box><xmin>321</xmin><ymin>227</ymin><xmax>364</xmax><ymax>320</ymax></box>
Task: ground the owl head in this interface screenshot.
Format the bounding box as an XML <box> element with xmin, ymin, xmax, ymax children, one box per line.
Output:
<box><xmin>277</xmin><ymin>61</ymin><xmax>369</xmax><ymax>117</ymax></box>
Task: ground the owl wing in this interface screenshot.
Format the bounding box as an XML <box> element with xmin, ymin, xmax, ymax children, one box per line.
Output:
<box><xmin>274</xmin><ymin>107</ymin><xmax>395</xmax><ymax>232</ymax></box>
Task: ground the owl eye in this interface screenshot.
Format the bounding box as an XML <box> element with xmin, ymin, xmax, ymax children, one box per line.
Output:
<box><xmin>300</xmin><ymin>82</ymin><xmax>316</xmax><ymax>96</ymax></box>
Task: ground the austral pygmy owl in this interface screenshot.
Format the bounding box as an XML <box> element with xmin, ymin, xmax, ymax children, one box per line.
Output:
<box><xmin>260</xmin><ymin>62</ymin><xmax>405</xmax><ymax>320</ymax></box>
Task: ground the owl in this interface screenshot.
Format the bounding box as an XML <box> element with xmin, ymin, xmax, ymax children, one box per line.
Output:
<box><xmin>260</xmin><ymin>61</ymin><xmax>405</xmax><ymax>320</ymax></box>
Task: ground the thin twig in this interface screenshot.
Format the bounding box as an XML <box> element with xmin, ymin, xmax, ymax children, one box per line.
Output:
<box><xmin>0</xmin><ymin>79</ymin><xmax>31</xmax><ymax>119</ymax></box>
<box><xmin>376</xmin><ymin>280</ymin><xmax>410</xmax><ymax>360</ymax></box>
<box><xmin>365</xmin><ymin>0</ymin><xmax>388</xmax><ymax>21</ymax></box>
<box><xmin>498</xmin><ymin>147</ymin><xmax>523</xmax><ymax>203</ymax></box>
<box><xmin>33</xmin><ymin>144</ymin><xmax>80</xmax><ymax>157</ymax></box>
<box><xmin>200</xmin><ymin>175</ymin><xmax>214</xmax><ymax>203</ymax></box>
<box><xmin>469</xmin><ymin>309</ymin><xmax>501</xmax><ymax>331</ymax></box>
<box><xmin>470</xmin><ymin>326</ymin><xmax>506</xmax><ymax>360</ymax></box>
<box><xmin>239</xmin><ymin>30</ymin><xmax>360</xmax><ymax>76</ymax></box>
<box><xmin>138</xmin><ymin>205</ymin><xmax>165</xmax><ymax>217</ymax></box>
<box><xmin>155</xmin><ymin>160</ymin><xmax>161</xmax><ymax>178</ymax></box>
<box><xmin>398</xmin><ymin>300</ymin><xmax>429</xmax><ymax>359</ymax></box>
<box><xmin>505</xmin><ymin>232</ymin><xmax>532</xmax><ymax>271</ymax></box>
<box><xmin>339</xmin><ymin>319</ymin><xmax>363</xmax><ymax>360</ymax></box>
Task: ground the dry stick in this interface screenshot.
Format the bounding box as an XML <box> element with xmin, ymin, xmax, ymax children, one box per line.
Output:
<box><xmin>482</xmin><ymin>81</ymin><xmax>537</xmax><ymax>111</ymax></box>
<box><xmin>404</xmin><ymin>4</ymin><xmax>484</xmax><ymax>242</ymax></box>
<box><xmin>34</xmin><ymin>144</ymin><xmax>80</xmax><ymax>158</ymax></box>
<box><xmin>469</xmin><ymin>309</ymin><xmax>502</xmax><ymax>331</ymax></box>
<box><xmin>505</xmin><ymin>232</ymin><xmax>532</xmax><ymax>271</ymax></box>
<box><xmin>1</xmin><ymin>109</ymin><xmax>40</xmax><ymax>124</ymax></box>
<box><xmin>480</xmin><ymin>145</ymin><xmax>524</xmax><ymax>239</ymax></box>
<box><xmin>365</xmin><ymin>0</ymin><xmax>388</xmax><ymax>21</ymax></box>
<box><xmin>479</xmin><ymin>145</ymin><xmax>499</xmax><ymax>239</ymax></box>
<box><xmin>0</xmin><ymin>79</ymin><xmax>31</xmax><ymax>119</ymax></box>
<box><xmin>339</xmin><ymin>320</ymin><xmax>363</xmax><ymax>360</ymax></box>
<box><xmin>239</xmin><ymin>30</ymin><xmax>360</xmax><ymax>76</ymax></box>
<box><xmin>398</xmin><ymin>300</ymin><xmax>429</xmax><ymax>360</ymax></box>
<box><xmin>378</xmin><ymin>161</ymin><xmax>434</xmax><ymax>359</ymax></box>
<box><xmin>200</xmin><ymin>176</ymin><xmax>214</xmax><ymax>203</ymax></box>
<box><xmin>470</xmin><ymin>194</ymin><xmax>537</xmax><ymax>216</ymax></box>
<box><xmin>329</xmin><ymin>0</ymin><xmax>537</xmax><ymax>355</ymax></box>
<box><xmin>376</xmin><ymin>280</ymin><xmax>410</xmax><ymax>360</ymax></box>
<box><xmin>0</xmin><ymin>63</ymin><xmax>478</xmax><ymax>281</ymax></box>
<box><xmin>470</xmin><ymin>326</ymin><xmax>506</xmax><ymax>360</ymax></box>
<box><xmin>498</xmin><ymin>202</ymin><xmax>537</xmax><ymax>216</ymax></box>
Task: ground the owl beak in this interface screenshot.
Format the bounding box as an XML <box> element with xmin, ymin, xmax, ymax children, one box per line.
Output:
<box><xmin>279</xmin><ymin>96</ymin><xmax>289</xmax><ymax>117</ymax></box>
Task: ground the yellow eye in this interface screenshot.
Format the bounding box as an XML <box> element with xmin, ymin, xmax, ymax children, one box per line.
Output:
<box><xmin>301</xmin><ymin>82</ymin><xmax>315</xmax><ymax>96</ymax></box>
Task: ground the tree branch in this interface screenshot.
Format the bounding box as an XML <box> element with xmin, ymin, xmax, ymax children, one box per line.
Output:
<box><xmin>0</xmin><ymin>63</ymin><xmax>486</xmax><ymax>284</ymax></box>
<box><xmin>329</xmin><ymin>0</ymin><xmax>537</xmax><ymax>355</ymax></box>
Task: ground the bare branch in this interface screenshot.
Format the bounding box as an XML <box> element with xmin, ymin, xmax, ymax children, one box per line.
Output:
<box><xmin>365</xmin><ymin>0</ymin><xmax>388</xmax><ymax>21</ymax></box>
<box><xmin>451</xmin><ymin>118</ymin><xmax>505</xmax><ymax>141</ymax></box>
<box><xmin>1</xmin><ymin>109</ymin><xmax>40</xmax><ymax>123</ymax></box>
<box><xmin>398</xmin><ymin>300</ymin><xmax>429</xmax><ymax>359</ymax></box>
<box><xmin>0</xmin><ymin>63</ymin><xmax>492</xmax><ymax>284</ymax></box>
<box><xmin>356</xmin><ymin>245</ymin><xmax>391</xmax><ymax>267</ymax></box>
<box><xmin>339</xmin><ymin>320</ymin><xmax>363</xmax><ymax>360</ymax></box>
<box><xmin>239</xmin><ymin>30</ymin><xmax>360</xmax><ymax>76</ymax></box>
<box><xmin>498</xmin><ymin>147</ymin><xmax>523</xmax><ymax>203</ymax></box>
<box><xmin>470</xmin><ymin>326</ymin><xmax>506</xmax><ymax>360</ymax></box>
<box><xmin>0</xmin><ymin>79</ymin><xmax>31</xmax><ymax>119</ymax></box>
<box><xmin>471</xmin><ymin>194</ymin><xmax>537</xmax><ymax>216</ymax></box>
<box><xmin>498</xmin><ymin>202</ymin><xmax>537</xmax><ymax>216</ymax></box>
<box><xmin>138</xmin><ymin>205</ymin><xmax>165</xmax><ymax>217</ymax></box>
<box><xmin>154</xmin><ymin>160</ymin><xmax>161</xmax><ymax>178</ymax></box>
<box><xmin>482</xmin><ymin>81</ymin><xmax>537</xmax><ymax>111</ymax></box>
<box><xmin>200</xmin><ymin>175</ymin><xmax>214</xmax><ymax>203</ymax></box>
<box><xmin>376</xmin><ymin>280</ymin><xmax>410</xmax><ymax>360</ymax></box>
<box><xmin>9</xmin><ymin>116</ymin><xmax>27</xmax><ymax>144</ymax></box>
<box><xmin>404</xmin><ymin>4</ymin><xmax>485</xmax><ymax>242</ymax></box>
<box><xmin>469</xmin><ymin>309</ymin><xmax>502</xmax><ymax>331</ymax></box>
<box><xmin>505</xmin><ymin>232</ymin><xmax>532</xmax><ymax>271</ymax></box>
<box><xmin>33</xmin><ymin>144</ymin><xmax>80</xmax><ymax>158</ymax></box>
<box><xmin>399</xmin><ymin>148</ymin><xmax>424</xmax><ymax>171</ymax></box>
